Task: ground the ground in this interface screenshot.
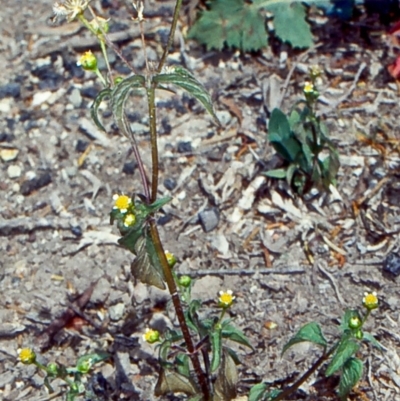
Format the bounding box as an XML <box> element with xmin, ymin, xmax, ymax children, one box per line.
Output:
<box><xmin>1</xmin><ymin>0</ymin><xmax>400</xmax><ymax>400</ymax></box>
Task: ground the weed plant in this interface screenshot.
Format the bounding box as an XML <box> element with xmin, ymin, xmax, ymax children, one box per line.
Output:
<box><xmin>18</xmin><ymin>1</ymin><xmax>381</xmax><ymax>400</ymax></box>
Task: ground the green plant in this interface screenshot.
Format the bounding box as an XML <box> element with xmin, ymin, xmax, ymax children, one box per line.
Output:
<box><xmin>249</xmin><ymin>292</ymin><xmax>382</xmax><ymax>401</ymax></box>
<box><xmin>263</xmin><ymin>66</ymin><xmax>339</xmax><ymax>194</ymax></box>
<box><xmin>188</xmin><ymin>0</ymin><xmax>320</xmax><ymax>51</ymax></box>
<box><xmin>18</xmin><ymin>348</ymin><xmax>109</xmax><ymax>401</ymax></box>
<box><xmin>20</xmin><ymin>1</ymin><xmax>253</xmax><ymax>400</ymax></box>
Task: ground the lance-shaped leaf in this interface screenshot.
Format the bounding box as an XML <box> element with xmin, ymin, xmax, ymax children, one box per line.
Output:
<box><xmin>213</xmin><ymin>348</ymin><xmax>238</xmax><ymax>401</ymax></box>
<box><xmin>282</xmin><ymin>322</ymin><xmax>327</xmax><ymax>355</ymax></box>
<box><xmin>91</xmin><ymin>88</ymin><xmax>111</xmax><ymax>132</ymax></box>
<box><xmin>130</xmin><ymin>232</ymin><xmax>166</xmax><ymax>290</ymax></box>
<box><xmin>153</xmin><ymin>67</ymin><xmax>219</xmax><ymax>124</ymax></box>
<box><xmin>338</xmin><ymin>357</ymin><xmax>363</xmax><ymax>400</ymax></box>
<box><xmin>111</xmin><ymin>74</ymin><xmax>146</xmax><ymax>136</ymax></box>
<box><xmin>211</xmin><ymin>325</ymin><xmax>223</xmax><ymax>372</ymax></box>
<box><xmin>154</xmin><ymin>368</ymin><xmax>198</xmax><ymax>396</ymax></box>
<box><xmin>221</xmin><ymin>322</ymin><xmax>253</xmax><ymax>350</ymax></box>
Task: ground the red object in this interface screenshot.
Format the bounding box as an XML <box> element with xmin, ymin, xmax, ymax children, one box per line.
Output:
<box><xmin>388</xmin><ymin>55</ymin><xmax>400</xmax><ymax>79</ymax></box>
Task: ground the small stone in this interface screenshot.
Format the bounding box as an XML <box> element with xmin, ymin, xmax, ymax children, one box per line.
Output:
<box><xmin>122</xmin><ymin>161</ymin><xmax>136</xmax><ymax>175</ymax></box>
<box><xmin>177</xmin><ymin>141</ymin><xmax>192</xmax><ymax>153</ymax></box>
<box><xmin>163</xmin><ymin>177</ymin><xmax>177</xmax><ymax>190</ymax></box>
<box><xmin>20</xmin><ymin>172</ymin><xmax>52</xmax><ymax>196</ymax></box>
<box><xmin>81</xmin><ymin>86</ymin><xmax>98</xmax><ymax>99</ymax></box>
<box><xmin>157</xmin><ymin>214</ymin><xmax>172</xmax><ymax>226</ymax></box>
<box><xmin>198</xmin><ymin>207</ymin><xmax>220</xmax><ymax>232</ymax></box>
<box><xmin>0</xmin><ymin>83</ymin><xmax>21</xmax><ymax>99</ymax></box>
<box><xmin>32</xmin><ymin>65</ymin><xmax>63</xmax><ymax>90</ymax></box>
<box><xmin>7</xmin><ymin>165</ymin><xmax>21</xmax><ymax>179</ymax></box>
<box><xmin>69</xmin><ymin>88</ymin><xmax>82</xmax><ymax>108</ymax></box>
<box><xmin>383</xmin><ymin>253</ymin><xmax>400</xmax><ymax>277</ymax></box>
<box><xmin>216</xmin><ymin>110</ymin><xmax>232</xmax><ymax>126</ymax></box>
<box><xmin>31</xmin><ymin>91</ymin><xmax>53</xmax><ymax>107</ymax></box>
<box><xmin>109</xmin><ymin>303</ymin><xmax>125</xmax><ymax>321</ymax></box>
<box><xmin>75</xmin><ymin>139</ymin><xmax>89</xmax><ymax>152</ymax></box>
<box><xmin>0</xmin><ymin>148</ymin><xmax>19</xmax><ymax>162</ymax></box>
<box><xmin>71</xmin><ymin>225</ymin><xmax>82</xmax><ymax>237</ymax></box>
<box><xmin>0</xmin><ymin>133</ymin><xmax>14</xmax><ymax>142</ymax></box>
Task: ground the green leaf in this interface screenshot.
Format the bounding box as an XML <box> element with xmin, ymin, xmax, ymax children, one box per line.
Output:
<box><xmin>282</xmin><ymin>322</ymin><xmax>327</xmax><ymax>355</ymax></box>
<box><xmin>338</xmin><ymin>357</ymin><xmax>363</xmax><ymax>400</ymax></box>
<box><xmin>249</xmin><ymin>383</ymin><xmax>268</xmax><ymax>401</ymax></box>
<box><xmin>90</xmin><ymin>88</ymin><xmax>111</xmax><ymax>132</ymax></box>
<box><xmin>111</xmin><ymin>74</ymin><xmax>145</xmax><ymax>138</ymax></box>
<box><xmin>153</xmin><ymin>67</ymin><xmax>218</xmax><ymax>123</ymax></box>
<box><xmin>154</xmin><ymin>368</ymin><xmax>198</xmax><ymax>396</ymax></box>
<box><xmin>221</xmin><ymin>322</ymin><xmax>254</xmax><ymax>350</ymax></box>
<box><xmin>76</xmin><ymin>352</ymin><xmax>109</xmax><ymax>367</ymax></box>
<box><xmin>176</xmin><ymin>354</ymin><xmax>191</xmax><ymax>377</ymax></box>
<box><xmin>285</xmin><ymin>163</ymin><xmax>298</xmax><ymax>187</ymax></box>
<box><xmin>268</xmin><ymin>108</ymin><xmax>301</xmax><ymax>162</ymax></box>
<box><xmin>136</xmin><ymin>196</ymin><xmax>172</xmax><ymax>218</ymax></box>
<box><xmin>118</xmin><ymin>225</ymin><xmax>144</xmax><ymax>255</ymax></box>
<box><xmin>188</xmin><ymin>0</ymin><xmax>267</xmax><ymax>52</ymax></box>
<box><xmin>362</xmin><ymin>332</ymin><xmax>384</xmax><ymax>352</ymax></box>
<box><xmin>213</xmin><ymin>348</ymin><xmax>238</xmax><ymax>401</ymax></box>
<box><xmin>130</xmin><ymin>232</ymin><xmax>166</xmax><ymax>290</ymax></box>
<box><xmin>211</xmin><ymin>326</ymin><xmax>223</xmax><ymax>372</ymax></box>
<box><xmin>326</xmin><ymin>336</ymin><xmax>359</xmax><ymax>377</ymax></box>
<box><xmin>265</xmin><ymin>2</ymin><xmax>313</xmax><ymax>48</ymax></box>
<box><xmin>188</xmin><ymin>396</ymin><xmax>203</xmax><ymax>401</ymax></box>
<box><xmin>262</xmin><ymin>168</ymin><xmax>287</xmax><ymax>179</ymax></box>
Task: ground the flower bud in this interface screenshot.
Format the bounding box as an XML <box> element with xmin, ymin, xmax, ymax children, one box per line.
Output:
<box><xmin>89</xmin><ymin>16</ymin><xmax>110</xmax><ymax>35</ymax></box>
<box><xmin>349</xmin><ymin>316</ymin><xmax>362</xmax><ymax>330</ymax></box>
<box><xmin>354</xmin><ymin>329</ymin><xmax>363</xmax><ymax>340</ymax></box>
<box><xmin>47</xmin><ymin>362</ymin><xmax>59</xmax><ymax>376</ymax></box>
<box><xmin>165</xmin><ymin>251</ymin><xmax>177</xmax><ymax>268</ymax></box>
<box><xmin>178</xmin><ymin>275</ymin><xmax>191</xmax><ymax>288</ymax></box>
<box><xmin>77</xmin><ymin>50</ymin><xmax>98</xmax><ymax>71</ymax></box>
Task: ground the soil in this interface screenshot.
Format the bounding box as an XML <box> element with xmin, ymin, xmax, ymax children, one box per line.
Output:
<box><xmin>1</xmin><ymin>1</ymin><xmax>400</xmax><ymax>400</ymax></box>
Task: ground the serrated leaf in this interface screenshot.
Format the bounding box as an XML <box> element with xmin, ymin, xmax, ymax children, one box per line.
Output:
<box><xmin>265</xmin><ymin>2</ymin><xmax>313</xmax><ymax>48</ymax></box>
<box><xmin>154</xmin><ymin>368</ymin><xmax>198</xmax><ymax>396</ymax></box>
<box><xmin>153</xmin><ymin>67</ymin><xmax>218</xmax><ymax>123</ymax></box>
<box><xmin>263</xmin><ymin>168</ymin><xmax>287</xmax><ymax>179</ymax></box>
<box><xmin>338</xmin><ymin>357</ymin><xmax>363</xmax><ymax>400</ymax></box>
<box><xmin>213</xmin><ymin>348</ymin><xmax>238</xmax><ymax>401</ymax></box>
<box><xmin>188</xmin><ymin>0</ymin><xmax>267</xmax><ymax>52</ymax></box>
<box><xmin>326</xmin><ymin>336</ymin><xmax>359</xmax><ymax>377</ymax></box>
<box><xmin>111</xmin><ymin>74</ymin><xmax>145</xmax><ymax>137</ymax></box>
<box><xmin>282</xmin><ymin>322</ymin><xmax>327</xmax><ymax>355</ymax></box>
<box><xmin>130</xmin><ymin>233</ymin><xmax>166</xmax><ymax>290</ymax></box>
<box><xmin>221</xmin><ymin>322</ymin><xmax>254</xmax><ymax>350</ymax></box>
<box><xmin>91</xmin><ymin>88</ymin><xmax>111</xmax><ymax>132</ymax></box>
<box><xmin>211</xmin><ymin>326</ymin><xmax>223</xmax><ymax>372</ymax></box>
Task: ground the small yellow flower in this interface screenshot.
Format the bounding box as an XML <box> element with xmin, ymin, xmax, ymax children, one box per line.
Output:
<box><xmin>77</xmin><ymin>50</ymin><xmax>98</xmax><ymax>71</ymax></box>
<box><xmin>143</xmin><ymin>328</ymin><xmax>160</xmax><ymax>344</ymax></box>
<box><xmin>53</xmin><ymin>0</ymin><xmax>91</xmax><ymax>22</ymax></box>
<box><xmin>124</xmin><ymin>213</ymin><xmax>136</xmax><ymax>227</ymax></box>
<box><xmin>303</xmin><ymin>81</ymin><xmax>315</xmax><ymax>94</ymax></box>
<box><xmin>218</xmin><ymin>290</ymin><xmax>235</xmax><ymax>308</ymax></box>
<box><xmin>363</xmin><ymin>292</ymin><xmax>378</xmax><ymax>310</ymax></box>
<box><xmin>19</xmin><ymin>348</ymin><xmax>36</xmax><ymax>364</ymax></box>
<box><xmin>113</xmin><ymin>194</ymin><xmax>132</xmax><ymax>213</ymax></box>
<box><xmin>165</xmin><ymin>250</ymin><xmax>177</xmax><ymax>268</ymax></box>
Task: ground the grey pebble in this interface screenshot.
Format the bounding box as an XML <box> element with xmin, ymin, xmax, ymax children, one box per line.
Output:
<box><xmin>109</xmin><ymin>303</ymin><xmax>125</xmax><ymax>321</ymax></box>
<box><xmin>7</xmin><ymin>165</ymin><xmax>21</xmax><ymax>179</ymax></box>
<box><xmin>198</xmin><ymin>207</ymin><xmax>220</xmax><ymax>232</ymax></box>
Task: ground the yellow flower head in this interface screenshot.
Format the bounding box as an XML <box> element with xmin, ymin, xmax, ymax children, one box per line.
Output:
<box><xmin>218</xmin><ymin>290</ymin><xmax>235</xmax><ymax>308</ymax></box>
<box><xmin>113</xmin><ymin>194</ymin><xmax>132</xmax><ymax>213</ymax></box>
<box><xmin>53</xmin><ymin>0</ymin><xmax>91</xmax><ymax>22</ymax></box>
<box><xmin>164</xmin><ymin>250</ymin><xmax>177</xmax><ymax>268</ymax></box>
<box><xmin>303</xmin><ymin>81</ymin><xmax>315</xmax><ymax>94</ymax></box>
<box><xmin>143</xmin><ymin>328</ymin><xmax>160</xmax><ymax>344</ymax></box>
<box><xmin>363</xmin><ymin>292</ymin><xmax>378</xmax><ymax>310</ymax></box>
<box><xmin>77</xmin><ymin>50</ymin><xmax>98</xmax><ymax>71</ymax></box>
<box><xmin>19</xmin><ymin>348</ymin><xmax>36</xmax><ymax>364</ymax></box>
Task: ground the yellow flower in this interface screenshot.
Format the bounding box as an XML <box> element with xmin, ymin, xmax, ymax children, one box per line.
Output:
<box><xmin>303</xmin><ymin>81</ymin><xmax>314</xmax><ymax>94</ymax></box>
<box><xmin>363</xmin><ymin>292</ymin><xmax>378</xmax><ymax>310</ymax></box>
<box><xmin>165</xmin><ymin>250</ymin><xmax>177</xmax><ymax>268</ymax></box>
<box><xmin>53</xmin><ymin>0</ymin><xmax>91</xmax><ymax>22</ymax></box>
<box><xmin>124</xmin><ymin>213</ymin><xmax>136</xmax><ymax>227</ymax></box>
<box><xmin>143</xmin><ymin>328</ymin><xmax>160</xmax><ymax>344</ymax></box>
<box><xmin>77</xmin><ymin>50</ymin><xmax>98</xmax><ymax>71</ymax></box>
<box><xmin>113</xmin><ymin>194</ymin><xmax>132</xmax><ymax>213</ymax></box>
<box><xmin>218</xmin><ymin>290</ymin><xmax>235</xmax><ymax>308</ymax></box>
<box><xmin>19</xmin><ymin>348</ymin><xmax>36</xmax><ymax>364</ymax></box>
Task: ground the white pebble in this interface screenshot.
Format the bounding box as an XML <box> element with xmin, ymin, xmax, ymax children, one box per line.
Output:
<box><xmin>7</xmin><ymin>164</ymin><xmax>21</xmax><ymax>179</ymax></box>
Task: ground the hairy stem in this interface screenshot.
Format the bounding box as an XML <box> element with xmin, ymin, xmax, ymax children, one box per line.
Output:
<box><xmin>149</xmin><ymin>221</ymin><xmax>211</xmax><ymax>400</ymax></box>
<box><xmin>157</xmin><ymin>0</ymin><xmax>183</xmax><ymax>73</ymax></box>
<box><xmin>147</xmin><ymin>85</ymin><xmax>159</xmax><ymax>203</ymax></box>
